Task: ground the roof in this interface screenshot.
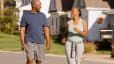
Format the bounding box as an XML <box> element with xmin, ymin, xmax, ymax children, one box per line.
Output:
<box><xmin>85</xmin><ymin>0</ymin><xmax>110</xmax><ymax>8</ymax></box>
<box><xmin>103</xmin><ymin>9</ymin><xmax>114</xmax><ymax>14</ymax></box>
<box><xmin>104</xmin><ymin>0</ymin><xmax>114</xmax><ymax>9</ymax></box>
<box><xmin>49</xmin><ymin>0</ymin><xmax>82</xmax><ymax>12</ymax></box>
<box><xmin>73</xmin><ymin>0</ymin><xmax>85</xmax><ymax>8</ymax></box>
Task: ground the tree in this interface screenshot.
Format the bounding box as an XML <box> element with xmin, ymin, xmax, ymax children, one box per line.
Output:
<box><xmin>0</xmin><ymin>0</ymin><xmax>19</xmax><ymax>34</ymax></box>
<box><xmin>0</xmin><ymin>0</ymin><xmax>4</xmax><ymax>15</ymax></box>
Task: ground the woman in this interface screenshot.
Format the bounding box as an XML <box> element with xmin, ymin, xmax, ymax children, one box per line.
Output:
<box><xmin>62</xmin><ymin>8</ymin><xmax>88</xmax><ymax>64</ymax></box>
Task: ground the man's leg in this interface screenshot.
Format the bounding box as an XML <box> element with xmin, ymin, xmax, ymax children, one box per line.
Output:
<box><xmin>25</xmin><ymin>42</ymin><xmax>35</xmax><ymax>64</ymax></box>
<box><xmin>36</xmin><ymin>61</ymin><xmax>42</xmax><ymax>64</ymax></box>
<box><xmin>27</xmin><ymin>58</ymin><xmax>34</xmax><ymax>64</ymax></box>
<box><xmin>35</xmin><ymin>44</ymin><xmax>45</xmax><ymax>64</ymax></box>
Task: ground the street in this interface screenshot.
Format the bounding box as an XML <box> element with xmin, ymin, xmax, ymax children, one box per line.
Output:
<box><xmin>0</xmin><ymin>51</ymin><xmax>113</xmax><ymax>64</ymax></box>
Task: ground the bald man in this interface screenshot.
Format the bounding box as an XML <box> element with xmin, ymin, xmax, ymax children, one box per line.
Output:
<box><xmin>20</xmin><ymin>0</ymin><xmax>50</xmax><ymax>64</ymax></box>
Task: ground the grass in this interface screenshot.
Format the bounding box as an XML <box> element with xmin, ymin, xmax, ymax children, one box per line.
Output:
<box><xmin>45</xmin><ymin>36</ymin><xmax>65</xmax><ymax>55</ymax></box>
<box><xmin>0</xmin><ymin>32</ymin><xmax>65</xmax><ymax>54</ymax></box>
<box><xmin>45</xmin><ymin>43</ymin><xmax>65</xmax><ymax>55</ymax></box>
<box><xmin>0</xmin><ymin>32</ymin><xmax>112</xmax><ymax>55</ymax></box>
<box><xmin>95</xmin><ymin>50</ymin><xmax>111</xmax><ymax>55</ymax></box>
<box><xmin>0</xmin><ymin>32</ymin><xmax>21</xmax><ymax>51</ymax></box>
<box><xmin>111</xmin><ymin>58</ymin><xmax>114</xmax><ymax>60</ymax></box>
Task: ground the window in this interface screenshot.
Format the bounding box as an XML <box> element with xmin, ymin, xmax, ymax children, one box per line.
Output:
<box><xmin>22</xmin><ymin>0</ymin><xmax>32</xmax><ymax>6</ymax></box>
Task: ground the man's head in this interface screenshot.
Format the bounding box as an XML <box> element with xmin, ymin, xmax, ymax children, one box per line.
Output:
<box><xmin>31</xmin><ymin>0</ymin><xmax>41</xmax><ymax>12</ymax></box>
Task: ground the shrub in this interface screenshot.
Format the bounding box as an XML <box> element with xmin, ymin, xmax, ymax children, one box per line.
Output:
<box><xmin>0</xmin><ymin>7</ymin><xmax>19</xmax><ymax>34</ymax></box>
<box><xmin>94</xmin><ymin>40</ymin><xmax>111</xmax><ymax>50</ymax></box>
<box><xmin>84</xmin><ymin>41</ymin><xmax>96</xmax><ymax>53</ymax></box>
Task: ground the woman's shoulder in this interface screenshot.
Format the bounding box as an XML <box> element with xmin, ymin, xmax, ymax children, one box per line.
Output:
<box><xmin>81</xmin><ymin>19</ymin><xmax>87</xmax><ymax>25</ymax></box>
<box><xmin>67</xmin><ymin>20</ymin><xmax>73</xmax><ymax>24</ymax></box>
<box><xmin>79</xmin><ymin>17</ymin><xmax>86</xmax><ymax>22</ymax></box>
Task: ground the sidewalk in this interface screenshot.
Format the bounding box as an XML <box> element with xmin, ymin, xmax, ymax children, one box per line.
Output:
<box><xmin>83</xmin><ymin>54</ymin><xmax>114</xmax><ymax>64</ymax></box>
<box><xmin>0</xmin><ymin>51</ymin><xmax>114</xmax><ymax>64</ymax></box>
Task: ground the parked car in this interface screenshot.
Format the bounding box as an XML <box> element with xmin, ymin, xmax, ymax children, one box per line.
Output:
<box><xmin>99</xmin><ymin>29</ymin><xmax>112</xmax><ymax>40</ymax></box>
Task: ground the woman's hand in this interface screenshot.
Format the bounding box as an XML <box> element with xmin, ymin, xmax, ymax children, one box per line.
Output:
<box><xmin>73</xmin><ymin>27</ymin><xmax>80</xmax><ymax>33</ymax></box>
<box><xmin>61</xmin><ymin>37</ymin><xmax>66</xmax><ymax>44</ymax></box>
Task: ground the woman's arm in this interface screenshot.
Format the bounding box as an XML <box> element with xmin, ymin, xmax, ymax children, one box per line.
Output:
<box><xmin>61</xmin><ymin>21</ymin><xmax>69</xmax><ymax>44</ymax></box>
<box><xmin>79</xmin><ymin>20</ymin><xmax>88</xmax><ymax>37</ymax></box>
<box><xmin>73</xmin><ymin>20</ymin><xmax>88</xmax><ymax>37</ymax></box>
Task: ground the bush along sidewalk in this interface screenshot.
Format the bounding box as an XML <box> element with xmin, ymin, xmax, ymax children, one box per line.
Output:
<box><xmin>84</xmin><ymin>41</ymin><xmax>96</xmax><ymax>53</ymax></box>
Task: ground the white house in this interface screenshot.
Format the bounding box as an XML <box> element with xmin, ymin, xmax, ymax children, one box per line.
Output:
<box><xmin>81</xmin><ymin>0</ymin><xmax>111</xmax><ymax>41</ymax></box>
<box><xmin>15</xmin><ymin>0</ymin><xmax>51</xmax><ymax>21</ymax></box>
<box><xmin>15</xmin><ymin>0</ymin><xmax>114</xmax><ymax>41</ymax></box>
<box><xmin>48</xmin><ymin>0</ymin><xmax>114</xmax><ymax>41</ymax></box>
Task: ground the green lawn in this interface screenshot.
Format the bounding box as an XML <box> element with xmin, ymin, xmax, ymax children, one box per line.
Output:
<box><xmin>0</xmin><ymin>32</ymin><xmax>112</xmax><ymax>55</ymax></box>
<box><xmin>0</xmin><ymin>32</ymin><xmax>21</xmax><ymax>51</ymax></box>
<box><xmin>45</xmin><ymin>38</ymin><xmax>65</xmax><ymax>55</ymax></box>
<box><xmin>0</xmin><ymin>32</ymin><xmax>65</xmax><ymax>54</ymax></box>
<box><xmin>95</xmin><ymin>50</ymin><xmax>111</xmax><ymax>55</ymax></box>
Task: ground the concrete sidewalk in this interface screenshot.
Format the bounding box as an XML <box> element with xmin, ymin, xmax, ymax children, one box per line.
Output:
<box><xmin>0</xmin><ymin>51</ymin><xmax>114</xmax><ymax>64</ymax></box>
<box><xmin>83</xmin><ymin>54</ymin><xmax>114</xmax><ymax>64</ymax></box>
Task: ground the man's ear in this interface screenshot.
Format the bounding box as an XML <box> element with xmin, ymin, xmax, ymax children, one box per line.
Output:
<box><xmin>32</xmin><ymin>4</ymin><xmax>35</xmax><ymax>8</ymax></box>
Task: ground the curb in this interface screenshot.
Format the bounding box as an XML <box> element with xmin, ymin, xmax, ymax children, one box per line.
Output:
<box><xmin>0</xmin><ymin>50</ymin><xmax>66</xmax><ymax>57</ymax></box>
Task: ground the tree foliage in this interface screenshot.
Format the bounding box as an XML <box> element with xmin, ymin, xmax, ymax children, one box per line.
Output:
<box><xmin>0</xmin><ymin>0</ymin><xmax>19</xmax><ymax>34</ymax></box>
<box><xmin>4</xmin><ymin>0</ymin><xmax>15</xmax><ymax>4</ymax></box>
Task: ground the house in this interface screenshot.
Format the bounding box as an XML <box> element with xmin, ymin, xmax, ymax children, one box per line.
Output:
<box><xmin>48</xmin><ymin>0</ymin><xmax>84</xmax><ymax>35</ymax></box>
<box><xmin>49</xmin><ymin>0</ymin><xmax>113</xmax><ymax>41</ymax></box>
<box><xmin>104</xmin><ymin>9</ymin><xmax>114</xmax><ymax>57</ymax></box>
<box><xmin>15</xmin><ymin>0</ymin><xmax>83</xmax><ymax>35</ymax></box>
<box><xmin>0</xmin><ymin>0</ymin><xmax>16</xmax><ymax>15</ymax></box>
<box><xmin>15</xmin><ymin>0</ymin><xmax>51</xmax><ymax>30</ymax></box>
<box><xmin>15</xmin><ymin>0</ymin><xmax>114</xmax><ymax>41</ymax></box>
<box><xmin>81</xmin><ymin>0</ymin><xmax>111</xmax><ymax>41</ymax></box>
<box><xmin>102</xmin><ymin>0</ymin><xmax>114</xmax><ymax>58</ymax></box>
<box><xmin>15</xmin><ymin>0</ymin><xmax>51</xmax><ymax>22</ymax></box>
<box><xmin>82</xmin><ymin>0</ymin><xmax>114</xmax><ymax>41</ymax></box>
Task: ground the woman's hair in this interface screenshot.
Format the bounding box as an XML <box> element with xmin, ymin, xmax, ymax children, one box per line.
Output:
<box><xmin>77</xmin><ymin>8</ymin><xmax>82</xmax><ymax>16</ymax></box>
<box><xmin>76</xmin><ymin>8</ymin><xmax>81</xmax><ymax>17</ymax></box>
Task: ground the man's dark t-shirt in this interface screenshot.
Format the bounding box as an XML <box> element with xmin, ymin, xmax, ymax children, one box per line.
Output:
<box><xmin>20</xmin><ymin>12</ymin><xmax>48</xmax><ymax>44</ymax></box>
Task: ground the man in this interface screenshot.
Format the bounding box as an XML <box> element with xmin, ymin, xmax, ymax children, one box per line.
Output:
<box><xmin>20</xmin><ymin>0</ymin><xmax>50</xmax><ymax>64</ymax></box>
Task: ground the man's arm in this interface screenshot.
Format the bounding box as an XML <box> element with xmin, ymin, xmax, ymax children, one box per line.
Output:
<box><xmin>44</xmin><ymin>27</ymin><xmax>50</xmax><ymax>50</ymax></box>
<box><xmin>20</xmin><ymin>27</ymin><xmax>26</xmax><ymax>51</ymax></box>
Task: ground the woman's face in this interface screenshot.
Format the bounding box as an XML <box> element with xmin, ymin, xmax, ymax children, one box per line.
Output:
<box><xmin>71</xmin><ymin>8</ymin><xmax>80</xmax><ymax>18</ymax></box>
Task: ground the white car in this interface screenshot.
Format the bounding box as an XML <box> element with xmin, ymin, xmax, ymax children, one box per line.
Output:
<box><xmin>99</xmin><ymin>30</ymin><xmax>112</xmax><ymax>40</ymax></box>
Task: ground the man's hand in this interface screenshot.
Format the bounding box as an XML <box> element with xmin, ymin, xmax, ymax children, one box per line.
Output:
<box><xmin>46</xmin><ymin>42</ymin><xmax>50</xmax><ymax>50</ymax></box>
<box><xmin>21</xmin><ymin>44</ymin><xmax>26</xmax><ymax>51</ymax></box>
